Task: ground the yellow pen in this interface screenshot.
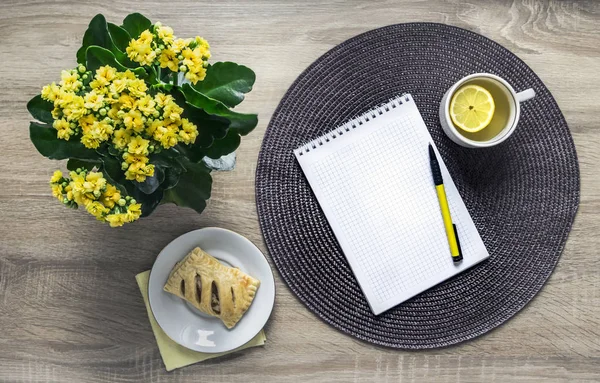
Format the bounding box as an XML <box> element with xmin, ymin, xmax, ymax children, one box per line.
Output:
<box><xmin>428</xmin><ymin>144</ymin><xmax>463</xmax><ymax>263</ymax></box>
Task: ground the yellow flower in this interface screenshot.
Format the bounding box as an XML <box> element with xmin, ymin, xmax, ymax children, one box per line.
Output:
<box><xmin>41</xmin><ymin>82</ymin><xmax>60</xmax><ymax>102</ymax></box>
<box><xmin>126</xmin><ymin>203</ymin><xmax>142</xmax><ymax>222</ymax></box>
<box><xmin>126</xmin><ymin>30</ymin><xmax>156</xmax><ymax>66</ymax></box>
<box><xmin>194</xmin><ymin>36</ymin><xmax>211</xmax><ymax>59</ymax></box>
<box><xmin>84</xmin><ymin>171</ymin><xmax>107</xmax><ymax>195</ymax></box>
<box><xmin>107</xmin><ymin>104</ymin><xmax>120</xmax><ymax>120</ymax></box>
<box><xmin>125</xmin><ymin>161</ymin><xmax>155</xmax><ymax>182</ymax></box>
<box><xmin>171</xmin><ymin>38</ymin><xmax>190</xmax><ymax>53</ymax></box>
<box><xmin>69</xmin><ymin>171</ymin><xmax>94</xmax><ymax>206</ymax></box>
<box><xmin>159</xmin><ymin>128</ymin><xmax>179</xmax><ymax>149</ymax></box>
<box><xmin>135</xmin><ymin>95</ymin><xmax>156</xmax><ymax>116</ymax></box>
<box><xmin>118</xmin><ymin>93</ymin><xmax>136</xmax><ymax>110</ymax></box>
<box><xmin>53</xmin><ymin>118</ymin><xmax>69</xmax><ymax>130</ymax></box>
<box><xmin>109</xmin><ymin>78</ymin><xmax>127</xmax><ymax>94</ymax></box>
<box><xmin>51</xmin><ymin>184</ymin><xmax>63</xmax><ymax>200</ymax></box>
<box><xmin>53</xmin><ymin>119</ymin><xmax>74</xmax><ymax>140</ymax></box>
<box><xmin>96</xmin><ymin>65</ymin><xmax>117</xmax><ymax>84</ymax></box>
<box><xmin>154</xmin><ymin>93</ymin><xmax>173</xmax><ymax>108</ymax></box>
<box><xmin>184</xmin><ymin>66</ymin><xmax>207</xmax><ymax>85</ymax></box>
<box><xmin>89</xmin><ymin>79</ymin><xmax>108</xmax><ymax>94</ymax></box>
<box><xmin>84</xmin><ymin>91</ymin><xmax>105</xmax><ymax>111</ymax></box>
<box><xmin>127</xmin><ymin>136</ymin><xmax>150</xmax><ymax>155</ymax></box>
<box><xmin>139</xmin><ymin>30</ymin><xmax>154</xmax><ymax>44</ymax></box>
<box><xmin>100</xmin><ymin>184</ymin><xmax>121</xmax><ymax>209</ymax></box>
<box><xmin>146</xmin><ymin>119</ymin><xmax>164</xmax><ymax>138</ymax></box>
<box><xmin>105</xmin><ymin>213</ymin><xmax>129</xmax><ymax>227</ymax></box>
<box><xmin>51</xmin><ymin>107</ymin><xmax>62</xmax><ymax>120</ymax></box>
<box><xmin>112</xmin><ymin>128</ymin><xmax>131</xmax><ymax>150</ymax></box>
<box><xmin>64</xmin><ymin>184</ymin><xmax>74</xmax><ymax>201</ymax></box>
<box><xmin>86</xmin><ymin>201</ymin><xmax>108</xmax><ymax>219</ymax></box>
<box><xmin>124</xmin><ymin>153</ymin><xmax>149</xmax><ymax>165</ymax></box>
<box><xmin>156</xmin><ymin>25</ymin><xmax>174</xmax><ymax>43</ymax></box>
<box><xmin>59</xmin><ymin>70</ymin><xmax>82</xmax><ymax>91</ymax></box>
<box><xmin>158</xmin><ymin>48</ymin><xmax>179</xmax><ymax>72</ymax></box>
<box><xmin>62</xmin><ymin>95</ymin><xmax>86</xmax><ymax>122</ymax></box>
<box><xmin>163</xmin><ymin>101</ymin><xmax>183</xmax><ymax>122</ymax></box>
<box><xmin>180</xmin><ymin>44</ymin><xmax>209</xmax><ymax>85</ymax></box>
<box><xmin>50</xmin><ymin>170</ymin><xmax>63</xmax><ymax>183</ymax></box>
<box><xmin>179</xmin><ymin>118</ymin><xmax>198</xmax><ymax>144</ymax></box>
<box><xmin>55</xmin><ymin>90</ymin><xmax>74</xmax><ymax>108</ymax></box>
<box><xmin>123</xmin><ymin>109</ymin><xmax>144</xmax><ymax>133</ymax></box>
<box><xmin>79</xmin><ymin>114</ymin><xmax>96</xmax><ymax>134</ymax></box>
<box><xmin>121</xmin><ymin>70</ymin><xmax>137</xmax><ymax>80</ymax></box>
<box><xmin>181</xmin><ymin>47</ymin><xmax>201</xmax><ymax>66</ymax></box>
<box><xmin>81</xmin><ymin>134</ymin><xmax>101</xmax><ymax>149</ymax></box>
<box><xmin>83</xmin><ymin>120</ymin><xmax>112</xmax><ymax>147</ymax></box>
<box><xmin>127</xmin><ymin>79</ymin><xmax>148</xmax><ymax>98</ymax></box>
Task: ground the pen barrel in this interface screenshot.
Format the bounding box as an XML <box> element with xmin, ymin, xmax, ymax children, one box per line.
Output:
<box><xmin>435</xmin><ymin>185</ymin><xmax>460</xmax><ymax>258</ymax></box>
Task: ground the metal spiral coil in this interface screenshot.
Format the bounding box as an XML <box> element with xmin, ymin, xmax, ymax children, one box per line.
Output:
<box><xmin>296</xmin><ymin>94</ymin><xmax>411</xmax><ymax>156</ymax></box>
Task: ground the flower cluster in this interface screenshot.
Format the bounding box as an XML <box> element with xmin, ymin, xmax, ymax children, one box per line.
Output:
<box><xmin>126</xmin><ymin>22</ymin><xmax>211</xmax><ymax>84</ymax></box>
<box><xmin>40</xmin><ymin>64</ymin><xmax>199</xmax><ymax>183</ymax></box>
<box><xmin>50</xmin><ymin>169</ymin><xmax>141</xmax><ymax>227</ymax></box>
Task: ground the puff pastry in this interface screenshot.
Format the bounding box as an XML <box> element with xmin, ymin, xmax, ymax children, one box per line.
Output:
<box><xmin>163</xmin><ymin>247</ymin><xmax>260</xmax><ymax>329</ymax></box>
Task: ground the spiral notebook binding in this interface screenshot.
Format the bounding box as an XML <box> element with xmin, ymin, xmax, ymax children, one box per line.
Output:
<box><xmin>296</xmin><ymin>94</ymin><xmax>412</xmax><ymax>156</ymax></box>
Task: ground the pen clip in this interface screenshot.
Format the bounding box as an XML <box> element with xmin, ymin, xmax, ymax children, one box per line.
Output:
<box><xmin>452</xmin><ymin>224</ymin><xmax>463</xmax><ymax>263</ymax></box>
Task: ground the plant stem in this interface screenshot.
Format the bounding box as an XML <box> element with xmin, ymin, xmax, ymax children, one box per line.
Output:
<box><xmin>172</xmin><ymin>72</ymin><xmax>178</xmax><ymax>86</ymax></box>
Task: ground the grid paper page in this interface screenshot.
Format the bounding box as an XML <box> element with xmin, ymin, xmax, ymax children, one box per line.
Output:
<box><xmin>295</xmin><ymin>95</ymin><xmax>489</xmax><ymax>315</ymax></box>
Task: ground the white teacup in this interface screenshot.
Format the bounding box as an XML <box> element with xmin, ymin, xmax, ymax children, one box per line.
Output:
<box><xmin>439</xmin><ymin>73</ymin><xmax>535</xmax><ymax>148</ymax></box>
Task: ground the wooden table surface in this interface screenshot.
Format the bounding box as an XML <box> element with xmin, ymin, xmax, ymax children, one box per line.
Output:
<box><xmin>1</xmin><ymin>0</ymin><xmax>599</xmax><ymax>382</ymax></box>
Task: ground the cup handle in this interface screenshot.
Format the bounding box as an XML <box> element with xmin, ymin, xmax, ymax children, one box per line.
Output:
<box><xmin>516</xmin><ymin>88</ymin><xmax>535</xmax><ymax>103</ymax></box>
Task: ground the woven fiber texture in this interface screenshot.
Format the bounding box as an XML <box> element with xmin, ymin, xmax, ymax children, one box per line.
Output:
<box><xmin>255</xmin><ymin>23</ymin><xmax>580</xmax><ymax>348</ymax></box>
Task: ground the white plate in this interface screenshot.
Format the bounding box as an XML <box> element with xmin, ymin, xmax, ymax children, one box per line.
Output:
<box><xmin>148</xmin><ymin>227</ymin><xmax>275</xmax><ymax>353</ymax></box>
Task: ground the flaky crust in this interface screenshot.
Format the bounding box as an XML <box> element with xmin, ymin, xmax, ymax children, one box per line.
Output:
<box><xmin>163</xmin><ymin>247</ymin><xmax>260</xmax><ymax>329</ymax></box>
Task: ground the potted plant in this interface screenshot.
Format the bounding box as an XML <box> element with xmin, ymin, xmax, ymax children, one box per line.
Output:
<box><xmin>28</xmin><ymin>13</ymin><xmax>257</xmax><ymax>226</ymax></box>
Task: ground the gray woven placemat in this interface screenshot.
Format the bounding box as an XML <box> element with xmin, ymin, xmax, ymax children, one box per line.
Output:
<box><xmin>255</xmin><ymin>23</ymin><xmax>580</xmax><ymax>348</ymax></box>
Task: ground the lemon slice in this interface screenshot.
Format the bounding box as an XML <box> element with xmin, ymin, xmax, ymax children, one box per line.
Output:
<box><xmin>449</xmin><ymin>84</ymin><xmax>495</xmax><ymax>133</ymax></box>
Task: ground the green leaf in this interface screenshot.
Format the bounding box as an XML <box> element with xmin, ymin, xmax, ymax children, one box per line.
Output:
<box><xmin>77</xmin><ymin>14</ymin><xmax>111</xmax><ymax>65</ymax></box>
<box><xmin>30</xmin><ymin>122</ymin><xmax>99</xmax><ymax>160</ymax></box>
<box><xmin>121</xmin><ymin>13</ymin><xmax>152</xmax><ymax>39</ymax></box>
<box><xmin>27</xmin><ymin>95</ymin><xmax>54</xmax><ymax>124</ymax></box>
<box><xmin>163</xmin><ymin>160</ymin><xmax>212</xmax><ymax>214</ymax></box>
<box><xmin>107</xmin><ymin>23</ymin><xmax>131</xmax><ymax>52</ymax></box>
<box><xmin>86</xmin><ymin>46</ymin><xmax>146</xmax><ymax>78</ymax></box>
<box><xmin>148</xmin><ymin>151</ymin><xmax>184</xmax><ymax>170</ymax></box>
<box><xmin>134</xmin><ymin>164</ymin><xmax>165</xmax><ymax>194</ymax></box>
<box><xmin>192</xmin><ymin>62</ymin><xmax>255</xmax><ymax>107</ymax></box>
<box><xmin>162</xmin><ymin>166</ymin><xmax>183</xmax><ymax>191</ymax></box>
<box><xmin>170</xmin><ymin>91</ymin><xmax>232</xmax><ymax>163</ymax></box>
<box><xmin>179</xmin><ymin>84</ymin><xmax>258</xmax><ymax>135</ymax></box>
<box><xmin>67</xmin><ymin>158</ymin><xmax>100</xmax><ymax>171</ymax></box>
<box><xmin>133</xmin><ymin>188</ymin><xmax>164</xmax><ymax>217</ymax></box>
<box><xmin>185</xmin><ymin>102</ymin><xmax>230</xmax><ymax>141</ymax></box>
<box><xmin>76</xmin><ymin>14</ymin><xmax>132</xmax><ymax>66</ymax></box>
<box><xmin>97</xmin><ymin>153</ymin><xmax>132</xmax><ymax>195</ymax></box>
<box><xmin>107</xmin><ymin>145</ymin><xmax>121</xmax><ymax>157</ymax></box>
<box><xmin>204</xmin><ymin>129</ymin><xmax>241</xmax><ymax>159</ymax></box>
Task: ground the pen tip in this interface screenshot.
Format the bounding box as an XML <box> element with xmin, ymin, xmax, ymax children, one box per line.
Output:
<box><xmin>428</xmin><ymin>144</ymin><xmax>435</xmax><ymax>158</ymax></box>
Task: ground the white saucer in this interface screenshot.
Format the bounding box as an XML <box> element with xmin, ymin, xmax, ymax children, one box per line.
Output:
<box><xmin>148</xmin><ymin>227</ymin><xmax>275</xmax><ymax>353</ymax></box>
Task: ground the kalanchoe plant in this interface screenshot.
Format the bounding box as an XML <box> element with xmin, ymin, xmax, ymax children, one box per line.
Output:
<box><xmin>27</xmin><ymin>13</ymin><xmax>257</xmax><ymax>226</ymax></box>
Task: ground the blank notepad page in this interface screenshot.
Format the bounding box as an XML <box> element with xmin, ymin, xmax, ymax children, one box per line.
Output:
<box><xmin>294</xmin><ymin>95</ymin><xmax>489</xmax><ymax>315</ymax></box>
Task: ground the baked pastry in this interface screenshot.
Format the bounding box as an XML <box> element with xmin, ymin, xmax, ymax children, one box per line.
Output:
<box><xmin>164</xmin><ymin>247</ymin><xmax>260</xmax><ymax>329</ymax></box>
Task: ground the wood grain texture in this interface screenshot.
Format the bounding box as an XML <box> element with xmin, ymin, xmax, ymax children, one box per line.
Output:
<box><xmin>0</xmin><ymin>0</ymin><xmax>599</xmax><ymax>381</ymax></box>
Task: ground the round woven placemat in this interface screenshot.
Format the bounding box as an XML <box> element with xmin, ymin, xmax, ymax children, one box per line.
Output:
<box><xmin>255</xmin><ymin>23</ymin><xmax>580</xmax><ymax>348</ymax></box>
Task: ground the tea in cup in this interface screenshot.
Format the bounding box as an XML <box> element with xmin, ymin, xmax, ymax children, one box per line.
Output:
<box><xmin>439</xmin><ymin>73</ymin><xmax>535</xmax><ymax>148</ymax></box>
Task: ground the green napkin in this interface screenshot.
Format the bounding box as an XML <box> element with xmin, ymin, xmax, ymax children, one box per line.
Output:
<box><xmin>136</xmin><ymin>270</ymin><xmax>267</xmax><ymax>371</ymax></box>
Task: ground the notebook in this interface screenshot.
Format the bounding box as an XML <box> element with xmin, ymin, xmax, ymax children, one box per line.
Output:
<box><xmin>294</xmin><ymin>94</ymin><xmax>489</xmax><ymax>315</ymax></box>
